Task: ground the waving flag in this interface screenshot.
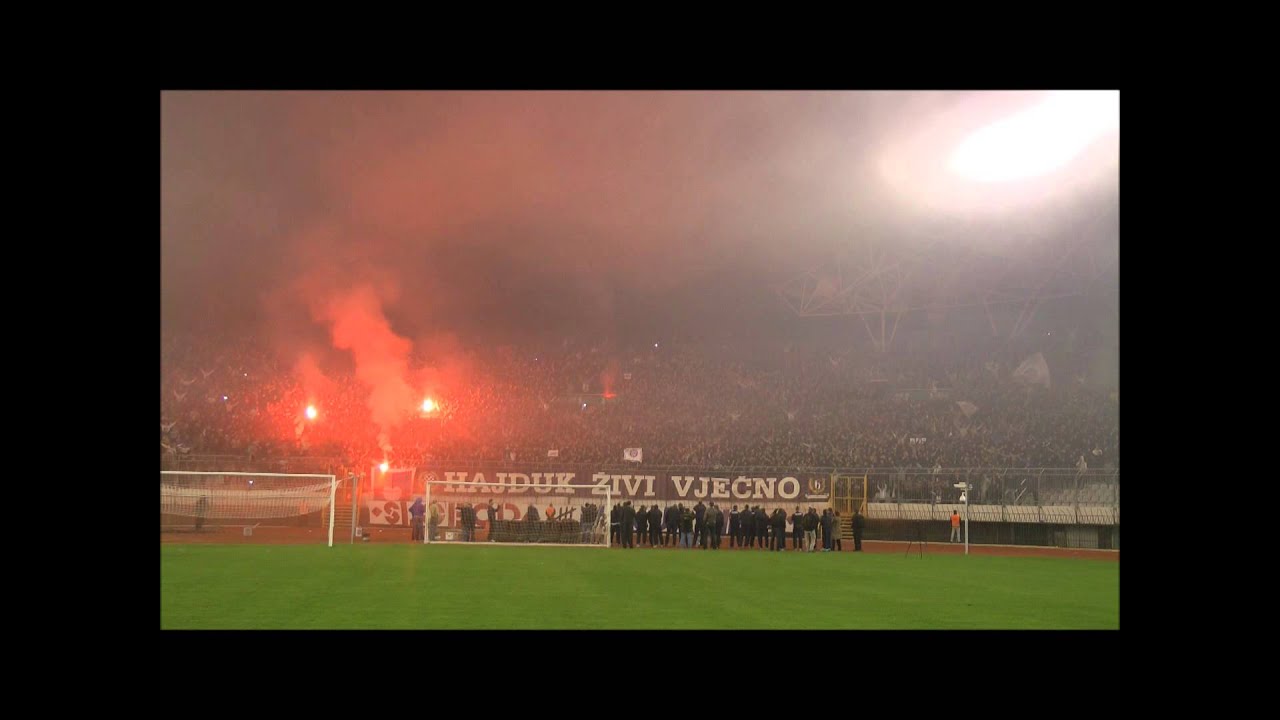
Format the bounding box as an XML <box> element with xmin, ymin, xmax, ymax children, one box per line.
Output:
<box><xmin>1012</xmin><ymin>352</ymin><xmax>1051</xmax><ymax>388</ymax></box>
<box><xmin>623</xmin><ymin>448</ymin><xmax>643</xmax><ymax>463</ymax></box>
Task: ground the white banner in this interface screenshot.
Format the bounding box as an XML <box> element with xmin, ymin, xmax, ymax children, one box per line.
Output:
<box><xmin>367</xmin><ymin>500</ymin><xmax>407</xmax><ymax>526</ymax></box>
<box><xmin>547</xmin><ymin>449</ymin><xmax>559</xmax><ymax>458</ymax></box>
<box><xmin>623</xmin><ymin>448</ymin><xmax>643</xmax><ymax>462</ymax></box>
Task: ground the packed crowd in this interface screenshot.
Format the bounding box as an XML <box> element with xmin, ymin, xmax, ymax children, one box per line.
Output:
<box><xmin>161</xmin><ymin>331</ymin><xmax>1119</xmax><ymax>471</ymax></box>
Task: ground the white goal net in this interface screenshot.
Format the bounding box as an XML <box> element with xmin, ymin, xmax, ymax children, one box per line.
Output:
<box><xmin>160</xmin><ymin>471</ymin><xmax>338</xmax><ymax>546</ymax></box>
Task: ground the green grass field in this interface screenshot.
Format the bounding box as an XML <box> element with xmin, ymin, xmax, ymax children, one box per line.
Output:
<box><xmin>161</xmin><ymin>544</ymin><xmax>1118</xmax><ymax>629</ymax></box>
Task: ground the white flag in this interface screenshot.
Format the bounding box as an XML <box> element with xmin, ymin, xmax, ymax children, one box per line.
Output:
<box><xmin>1012</xmin><ymin>352</ymin><xmax>1052</xmax><ymax>388</ymax></box>
<box><xmin>547</xmin><ymin>449</ymin><xmax>559</xmax><ymax>458</ymax></box>
<box><xmin>957</xmin><ymin>400</ymin><xmax>979</xmax><ymax>417</ymax></box>
<box><xmin>623</xmin><ymin>448</ymin><xmax>643</xmax><ymax>462</ymax></box>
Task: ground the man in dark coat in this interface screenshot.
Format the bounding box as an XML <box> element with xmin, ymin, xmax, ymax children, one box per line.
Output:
<box><xmin>619</xmin><ymin>501</ymin><xmax>636</xmax><ymax>548</ymax></box>
<box><xmin>772</xmin><ymin>508</ymin><xmax>787</xmax><ymax>552</ymax></box>
<box><xmin>636</xmin><ymin>504</ymin><xmax>648</xmax><ymax>547</ymax></box>
<box><xmin>648</xmin><ymin>504</ymin><xmax>662</xmax><ymax>547</ymax></box>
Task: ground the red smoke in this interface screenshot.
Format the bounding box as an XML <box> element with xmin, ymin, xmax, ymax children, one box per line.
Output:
<box><xmin>294</xmin><ymin>352</ymin><xmax>335</xmax><ymax>402</ymax></box>
<box><xmin>600</xmin><ymin>357</ymin><xmax>621</xmax><ymax>398</ymax></box>
<box><xmin>313</xmin><ymin>284</ymin><xmax>418</xmax><ymax>455</ymax></box>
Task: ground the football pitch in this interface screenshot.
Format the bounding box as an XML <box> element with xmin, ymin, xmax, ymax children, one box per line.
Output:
<box><xmin>161</xmin><ymin>544</ymin><xmax>1118</xmax><ymax>629</ymax></box>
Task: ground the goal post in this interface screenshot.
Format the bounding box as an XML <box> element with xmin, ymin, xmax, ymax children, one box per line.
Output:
<box><xmin>160</xmin><ymin>471</ymin><xmax>339</xmax><ymax>546</ymax></box>
<box><xmin>424</xmin><ymin>480</ymin><xmax>611</xmax><ymax>547</ymax></box>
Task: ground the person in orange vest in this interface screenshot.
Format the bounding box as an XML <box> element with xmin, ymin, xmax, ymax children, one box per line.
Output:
<box><xmin>950</xmin><ymin>509</ymin><xmax>961</xmax><ymax>543</ymax></box>
<box><xmin>545</xmin><ymin>504</ymin><xmax>555</xmax><ymax>521</ymax></box>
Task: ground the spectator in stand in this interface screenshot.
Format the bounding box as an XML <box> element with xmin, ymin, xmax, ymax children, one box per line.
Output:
<box><xmin>161</xmin><ymin>333</ymin><xmax>1117</xmax><ymax>472</ymax></box>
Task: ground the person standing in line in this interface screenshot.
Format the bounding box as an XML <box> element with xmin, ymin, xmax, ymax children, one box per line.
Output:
<box><xmin>636</xmin><ymin>504</ymin><xmax>648</xmax><ymax>547</ymax></box>
<box><xmin>408</xmin><ymin>496</ymin><xmax>426</xmax><ymax>542</ymax></box>
<box><xmin>620</xmin><ymin>501</ymin><xmax>636</xmax><ymax>548</ymax></box>
<box><xmin>693</xmin><ymin>500</ymin><xmax>707</xmax><ymax>549</ymax></box>
<box><xmin>579</xmin><ymin>502</ymin><xmax>594</xmax><ymax>543</ymax></box>
<box><xmin>853</xmin><ymin>507</ymin><xmax>865</xmax><ymax>552</ymax></box>
<box><xmin>486</xmin><ymin>498</ymin><xmax>497</xmax><ymax>542</ymax></box>
<box><xmin>456</xmin><ymin>503</ymin><xmax>470</xmax><ymax>542</ymax></box>
<box><xmin>772</xmin><ymin>508</ymin><xmax>787</xmax><ymax>552</ymax></box>
<box><xmin>648</xmin><ymin>504</ymin><xmax>662</xmax><ymax>547</ymax></box>
<box><xmin>610</xmin><ymin>503</ymin><xmax>620</xmax><ymax>545</ymax></box>
<box><xmin>728</xmin><ymin>505</ymin><xmax>741</xmax><ymax>548</ymax></box>
<box><xmin>664</xmin><ymin>504</ymin><xmax>679</xmax><ymax>546</ymax></box>
<box><xmin>524</xmin><ymin>501</ymin><xmax>540</xmax><ymax>543</ymax></box>
<box><xmin>803</xmin><ymin>507</ymin><xmax>819</xmax><ymax>552</ymax></box>
<box><xmin>680</xmin><ymin>504</ymin><xmax>694</xmax><ymax>548</ymax></box>
<box><xmin>832</xmin><ymin>510</ymin><xmax>843</xmax><ymax>552</ymax></box>
<box><xmin>791</xmin><ymin>506</ymin><xmax>804</xmax><ymax>551</ymax></box>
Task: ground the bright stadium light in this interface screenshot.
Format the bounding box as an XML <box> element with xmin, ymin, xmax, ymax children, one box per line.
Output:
<box><xmin>379</xmin><ymin>461</ymin><xmax>389</xmax><ymax>473</ymax></box>
<box><xmin>949</xmin><ymin>91</ymin><xmax>1119</xmax><ymax>183</ymax></box>
<box><xmin>422</xmin><ymin>398</ymin><xmax>435</xmax><ymax>413</ymax></box>
<box><xmin>305</xmin><ymin>405</ymin><xmax>318</xmax><ymax>420</ymax></box>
